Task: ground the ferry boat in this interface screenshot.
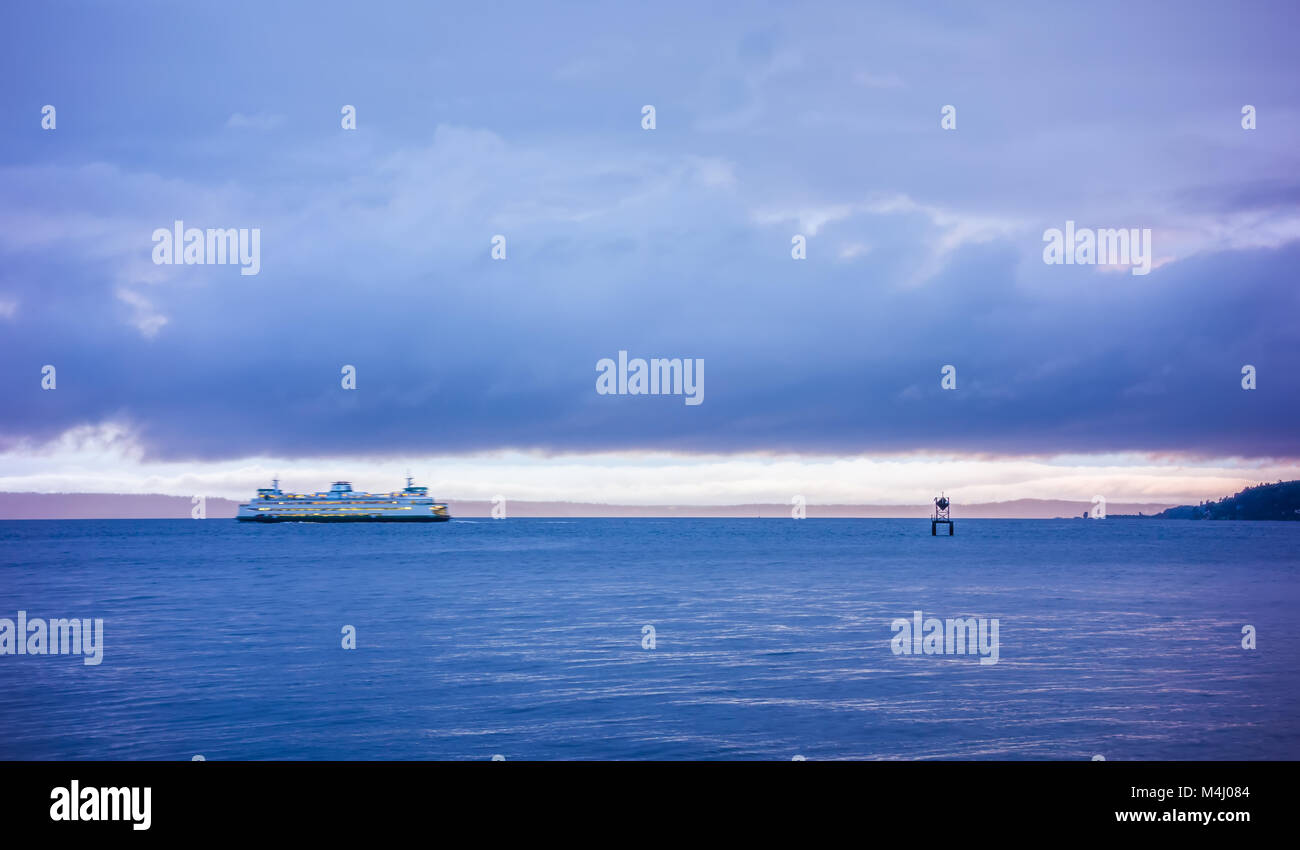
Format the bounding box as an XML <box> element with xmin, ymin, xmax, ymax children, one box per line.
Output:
<box><xmin>236</xmin><ymin>476</ymin><xmax>451</xmax><ymax>522</ymax></box>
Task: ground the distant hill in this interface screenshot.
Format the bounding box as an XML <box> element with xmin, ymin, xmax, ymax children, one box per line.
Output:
<box><xmin>0</xmin><ymin>492</ymin><xmax>241</xmax><ymax>519</ymax></box>
<box><xmin>0</xmin><ymin>492</ymin><xmax>1175</xmax><ymax>520</ymax></box>
<box><xmin>1145</xmin><ymin>480</ymin><xmax>1300</xmax><ymax>521</ymax></box>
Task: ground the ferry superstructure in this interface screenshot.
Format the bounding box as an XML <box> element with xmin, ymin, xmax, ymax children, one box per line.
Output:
<box><xmin>236</xmin><ymin>477</ymin><xmax>450</xmax><ymax>522</ymax></box>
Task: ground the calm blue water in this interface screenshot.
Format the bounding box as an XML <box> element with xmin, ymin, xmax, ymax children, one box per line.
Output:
<box><xmin>0</xmin><ymin>518</ymin><xmax>1295</xmax><ymax>760</ymax></box>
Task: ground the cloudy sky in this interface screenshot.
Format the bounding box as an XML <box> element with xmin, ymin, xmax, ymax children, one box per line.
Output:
<box><xmin>1</xmin><ymin>1</ymin><xmax>1298</xmax><ymax>505</ymax></box>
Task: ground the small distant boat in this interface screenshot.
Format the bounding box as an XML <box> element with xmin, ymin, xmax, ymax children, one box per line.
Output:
<box><xmin>236</xmin><ymin>476</ymin><xmax>451</xmax><ymax>523</ymax></box>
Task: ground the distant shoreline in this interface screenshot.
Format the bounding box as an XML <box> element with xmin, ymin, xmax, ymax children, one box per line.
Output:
<box><xmin>0</xmin><ymin>492</ymin><xmax>1178</xmax><ymax>521</ymax></box>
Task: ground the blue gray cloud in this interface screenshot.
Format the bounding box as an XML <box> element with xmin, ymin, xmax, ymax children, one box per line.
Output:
<box><xmin>1</xmin><ymin>0</ymin><xmax>1298</xmax><ymax>462</ymax></box>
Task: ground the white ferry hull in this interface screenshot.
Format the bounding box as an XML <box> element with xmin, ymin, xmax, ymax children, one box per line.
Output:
<box><xmin>236</xmin><ymin>478</ymin><xmax>451</xmax><ymax>523</ymax></box>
